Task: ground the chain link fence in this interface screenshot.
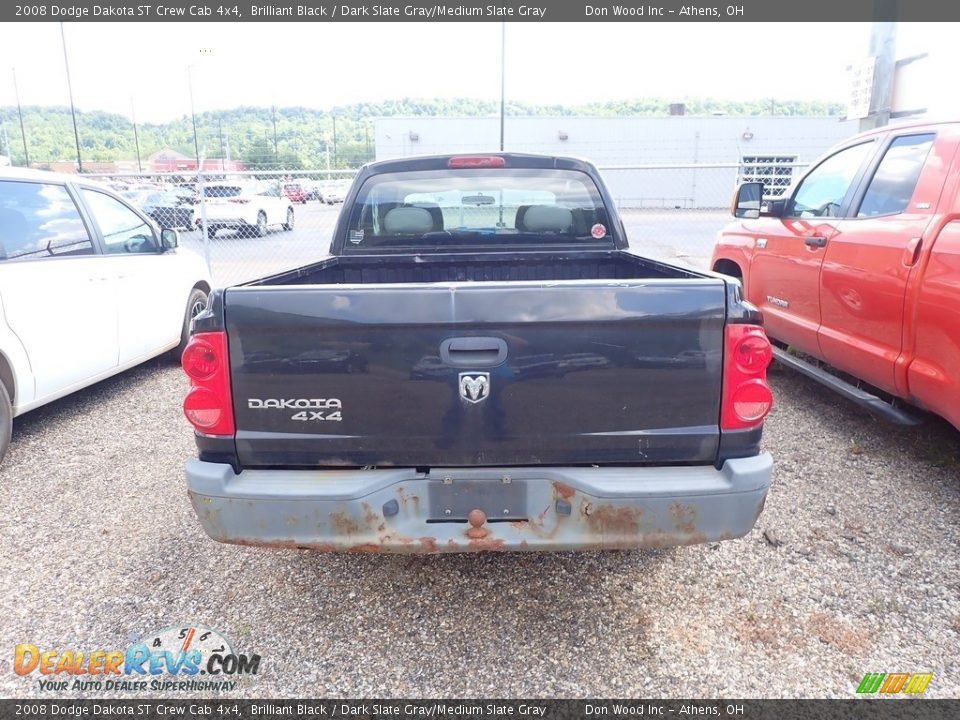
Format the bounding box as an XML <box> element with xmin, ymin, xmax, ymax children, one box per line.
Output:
<box><xmin>94</xmin><ymin>161</ymin><xmax>807</xmax><ymax>286</ymax></box>
<box><xmin>599</xmin><ymin>161</ymin><xmax>808</xmax><ymax>269</ymax></box>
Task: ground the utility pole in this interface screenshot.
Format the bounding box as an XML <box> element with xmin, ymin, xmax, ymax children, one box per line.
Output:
<box><xmin>60</xmin><ymin>23</ymin><xmax>83</xmax><ymax>173</ymax></box>
<box><xmin>12</xmin><ymin>68</ymin><xmax>29</xmax><ymax>167</ymax></box>
<box><xmin>271</xmin><ymin>105</ymin><xmax>279</xmax><ymax>162</ymax></box>
<box><xmin>131</xmin><ymin>97</ymin><xmax>142</xmax><ymax>174</ymax></box>
<box><xmin>499</xmin><ymin>22</ymin><xmax>506</xmax><ymax>152</ymax></box>
<box><xmin>218</xmin><ymin>118</ymin><xmax>225</xmax><ymax>171</ymax></box>
<box><xmin>860</xmin><ymin>21</ymin><xmax>897</xmax><ymax>132</ymax></box>
<box><xmin>188</xmin><ymin>65</ymin><xmax>200</xmax><ymax>170</ymax></box>
<box><xmin>332</xmin><ymin>116</ymin><xmax>337</xmax><ymax>167</ymax></box>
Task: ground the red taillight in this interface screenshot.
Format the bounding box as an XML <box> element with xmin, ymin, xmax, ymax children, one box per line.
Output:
<box><xmin>447</xmin><ymin>156</ymin><xmax>506</xmax><ymax>168</ymax></box>
<box><xmin>182</xmin><ymin>338</ymin><xmax>220</xmax><ymax>381</ymax></box>
<box><xmin>181</xmin><ymin>331</ymin><xmax>234</xmax><ymax>435</ymax></box>
<box><xmin>733</xmin><ymin>333</ymin><xmax>773</xmax><ymax>373</ymax></box>
<box><xmin>721</xmin><ymin>324</ymin><xmax>773</xmax><ymax>430</ymax></box>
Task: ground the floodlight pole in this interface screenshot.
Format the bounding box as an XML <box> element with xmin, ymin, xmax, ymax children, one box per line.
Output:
<box><xmin>60</xmin><ymin>23</ymin><xmax>83</xmax><ymax>173</ymax></box>
<box><xmin>271</xmin><ymin>105</ymin><xmax>279</xmax><ymax>161</ymax></box>
<box><xmin>218</xmin><ymin>118</ymin><xmax>225</xmax><ymax>171</ymax></box>
<box><xmin>131</xmin><ymin>97</ymin><xmax>142</xmax><ymax>174</ymax></box>
<box><xmin>188</xmin><ymin>65</ymin><xmax>200</xmax><ymax>170</ymax></box>
<box><xmin>499</xmin><ymin>22</ymin><xmax>506</xmax><ymax>152</ymax></box>
<box><xmin>12</xmin><ymin>68</ymin><xmax>29</xmax><ymax>167</ymax></box>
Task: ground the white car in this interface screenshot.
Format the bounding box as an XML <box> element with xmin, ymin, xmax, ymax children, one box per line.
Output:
<box><xmin>195</xmin><ymin>181</ymin><xmax>295</xmax><ymax>238</ymax></box>
<box><xmin>0</xmin><ymin>168</ymin><xmax>212</xmax><ymax>464</ymax></box>
<box><xmin>319</xmin><ymin>180</ymin><xmax>351</xmax><ymax>204</ymax></box>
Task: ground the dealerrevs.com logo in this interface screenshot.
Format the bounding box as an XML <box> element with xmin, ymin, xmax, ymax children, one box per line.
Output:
<box><xmin>856</xmin><ymin>671</ymin><xmax>933</xmax><ymax>695</ymax></box>
<box><xmin>14</xmin><ymin>624</ymin><xmax>260</xmax><ymax>692</ymax></box>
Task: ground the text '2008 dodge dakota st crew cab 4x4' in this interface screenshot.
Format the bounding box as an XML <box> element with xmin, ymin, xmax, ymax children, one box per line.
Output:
<box><xmin>713</xmin><ymin>121</ymin><xmax>960</xmax><ymax>431</ymax></box>
<box><xmin>182</xmin><ymin>154</ymin><xmax>774</xmax><ymax>553</ymax></box>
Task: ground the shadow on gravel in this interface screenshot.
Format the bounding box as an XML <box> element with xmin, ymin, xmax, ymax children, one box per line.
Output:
<box><xmin>768</xmin><ymin>365</ymin><xmax>960</xmax><ymax>473</ymax></box>
<box><xmin>8</xmin><ymin>355</ymin><xmax>181</xmax><ymax>444</ymax></box>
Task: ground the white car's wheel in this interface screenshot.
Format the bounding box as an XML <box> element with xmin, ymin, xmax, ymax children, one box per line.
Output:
<box><xmin>0</xmin><ymin>380</ymin><xmax>12</xmax><ymax>465</ymax></box>
<box><xmin>256</xmin><ymin>211</ymin><xmax>268</xmax><ymax>237</ymax></box>
<box><xmin>175</xmin><ymin>287</ymin><xmax>210</xmax><ymax>358</ymax></box>
<box><xmin>283</xmin><ymin>208</ymin><xmax>295</xmax><ymax>231</ymax></box>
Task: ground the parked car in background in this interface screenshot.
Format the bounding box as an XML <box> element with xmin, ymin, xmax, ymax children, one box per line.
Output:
<box><xmin>0</xmin><ymin>168</ymin><xmax>211</xmax><ymax>464</ymax></box>
<box><xmin>195</xmin><ymin>181</ymin><xmax>295</xmax><ymax>238</ymax></box>
<box><xmin>713</xmin><ymin>120</ymin><xmax>960</xmax><ymax>430</ymax></box>
<box><xmin>283</xmin><ymin>182</ymin><xmax>308</xmax><ymax>204</ymax></box>
<box><xmin>302</xmin><ymin>180</ymin><xmax>325</xmax><ymax>201</ymax></box>
<box><xmin>170</xmin><ymin>185</ymin><xmax>198</xmax><ymax>205</ymax></box>
<box><xmin>122</xmin><ymin>189</ymin><xmax>195</xmax><ymax>230</ymax></box>
<box><xmin>319</xmin><ymin>180</ymin><xmax>350</xmax><ymax>204</ymax></box>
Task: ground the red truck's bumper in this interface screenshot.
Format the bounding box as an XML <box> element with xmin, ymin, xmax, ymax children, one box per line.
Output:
<box><xmin>185</xmin><ymin>455</ymin><xmax>773</xmax><ymax>553</ymax></box>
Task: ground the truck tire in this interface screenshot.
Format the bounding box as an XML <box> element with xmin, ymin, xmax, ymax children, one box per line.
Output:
<box><xmin>0</xmin><ymin>381</ymin><xmax>11</xmax><ymax>465</ymax></box>
<box><xmin>174</xmin><ymin>287</ymin><xmax>210</xmax><ymax>359</ymax></box>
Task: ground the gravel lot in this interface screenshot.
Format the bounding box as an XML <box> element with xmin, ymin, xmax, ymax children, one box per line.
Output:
<box><xmin>1</xmin><ymin>353</ymin><xmax>958</xmax><ymax>699</ymax></box>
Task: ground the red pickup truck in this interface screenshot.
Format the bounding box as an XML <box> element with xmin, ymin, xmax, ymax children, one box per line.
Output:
<box><xmin>712</xmin><ymin>120</ymin><xmax>960</xmax><ymax>429</ymax></box>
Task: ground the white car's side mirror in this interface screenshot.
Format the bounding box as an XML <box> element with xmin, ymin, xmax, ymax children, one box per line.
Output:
<box><xmin>160</xmin><ymin>228</ymin><xmax>180</xmax><ymax>250</ymax></box>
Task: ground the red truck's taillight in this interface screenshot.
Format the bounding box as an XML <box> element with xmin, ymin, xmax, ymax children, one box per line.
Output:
<box><xmin>721</xmin><ymin>324</ymin><xmax>773</xmax><ymax>430</ymax></box>
<box><xmin>182</xmin><ymin>331</ymin><xmax>235</xmax><ymax>435</ymax></box>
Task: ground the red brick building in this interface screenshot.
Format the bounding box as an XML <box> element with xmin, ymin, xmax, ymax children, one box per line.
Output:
<box><xmin>148</xmin><ymin>148</ymin><xmax>246</xmax><ymax>173</ymax></box>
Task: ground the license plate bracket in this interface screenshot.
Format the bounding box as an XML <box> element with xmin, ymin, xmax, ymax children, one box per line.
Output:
<box><xmin>428</xmin><ymin>479</ymin><xmax>528</xmax><ymax>521</ymax></box>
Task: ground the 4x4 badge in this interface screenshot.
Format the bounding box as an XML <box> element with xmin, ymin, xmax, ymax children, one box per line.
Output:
<box><xmin>459</xmin><ymin>373</ymin><xmax>490</xmax><ymax>403</ymax></box>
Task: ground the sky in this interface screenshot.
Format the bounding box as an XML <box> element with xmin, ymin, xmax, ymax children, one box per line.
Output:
<box><xmin>0</xmin><ymin>22</ymin><xmax>950</xmax><ymax>123</ymax></box>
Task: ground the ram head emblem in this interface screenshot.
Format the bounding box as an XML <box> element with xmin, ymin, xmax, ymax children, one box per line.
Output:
<box><xmin>459</xmin><ymin>372</ymin><xmax>490</xmax><ymax>403</ymax></box>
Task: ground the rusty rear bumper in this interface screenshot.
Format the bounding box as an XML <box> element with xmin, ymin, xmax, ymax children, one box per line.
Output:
<box><xmin>185</xmin><ymin>454</ymin><xmax>772</xmax><ymax>553</ymax></box>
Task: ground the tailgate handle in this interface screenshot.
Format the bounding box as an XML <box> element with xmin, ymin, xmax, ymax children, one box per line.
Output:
<box><xmin>440</xmin><ymin>337</ymin><xmax>508</xmax><ymax>368</ymax></box>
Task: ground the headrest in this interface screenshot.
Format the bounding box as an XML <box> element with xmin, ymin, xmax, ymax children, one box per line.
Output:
<box><xmin>383</xmin><ymin>206</ymin><xmax>435</xmax><ymax>234</ymax></box>
<box><xmin>0</xmin><ymin>207</ymin><xmax>28</xmax><ymax>235</ymax></box>
<box><xmin>0</xmin><ymin>208</ymin><xmax>28</xmax><ymax>259</ymax></box>
<box><xmin>517</xmin><ymin>205</ymin><xmax>573</xmax><ymax>232</ymax></box>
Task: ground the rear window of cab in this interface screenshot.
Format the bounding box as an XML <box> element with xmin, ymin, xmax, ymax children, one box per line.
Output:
<box><xmin>345</xmin><ymin>168</ymin><xmax>611</xmax><ymax>250</ymax></box>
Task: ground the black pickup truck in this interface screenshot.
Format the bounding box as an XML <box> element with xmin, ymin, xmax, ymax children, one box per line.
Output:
<box><xmin>182</xmin><ymin>154</ymin><xmax>774</xmax><ymax>552</ymax></box>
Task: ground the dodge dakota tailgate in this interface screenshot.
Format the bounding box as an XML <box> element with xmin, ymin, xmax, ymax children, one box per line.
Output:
<box><xmin>224</xmin><ymin>279</ymin><xmax>726</xmax><ymax>468</ymax></box>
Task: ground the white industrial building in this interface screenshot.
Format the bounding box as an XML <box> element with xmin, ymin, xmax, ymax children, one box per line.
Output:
<box><xmin>375</xmin><ymin>116</ymin><xmax>859</xmax><ymax>208</ymax></box>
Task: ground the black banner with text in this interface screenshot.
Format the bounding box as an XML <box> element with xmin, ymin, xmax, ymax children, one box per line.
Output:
<box><xmin>0</xmin><ymin>700</ymin><xmax>957</xmax><ymax>720</ymax></box>
<box><xmin>4</xmin><ymin>0</ymin><xmax>960</xmax><ymax>23</ymax></box>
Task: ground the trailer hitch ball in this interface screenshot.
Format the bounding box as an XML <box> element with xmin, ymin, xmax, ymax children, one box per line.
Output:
<box><xmin>466</xmin><ymin>508</ymin><xmax>489</xmax><ymax>539</ymax></box>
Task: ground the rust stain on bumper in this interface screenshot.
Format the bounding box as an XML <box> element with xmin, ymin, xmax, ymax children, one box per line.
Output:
<box><xmin>191</xmin><ymin>469</ymin><xmax>765</xmax><ymax>553</ymax></box>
